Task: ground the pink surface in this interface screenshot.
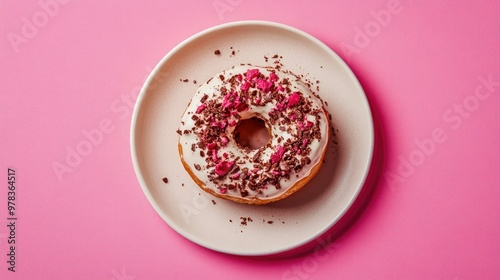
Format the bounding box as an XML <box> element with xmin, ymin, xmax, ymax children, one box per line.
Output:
<box><xmin>1</xmin><ymin>0</ymin><xmax>499</xmax><ymax>279</ymax></box>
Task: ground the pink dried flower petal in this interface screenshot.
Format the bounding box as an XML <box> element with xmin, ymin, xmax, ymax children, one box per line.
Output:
<box><xmin>269</xmin><ymin>72</ymin><xmax>278</xmax><ymax>83</ymax></box>
<box><xmin>256</xmin><ymin>78</ymin><xmax>273</xmax><ymax>93</ymax></box>
<box><xmin>275</xmin><ymin>102</ymin><xmax>285</xmax><ymax>111</ymax></box>
<box><xmin>231</xmin><ymin>173</ymin><xmax>240</xmax><ymax>179</ymax></box>
<box><xmin>215</xmin><ymin>161</ymin><xmax>234</xmax><ymax>176</ymax></box>
<box><xmin>212</xmin><ymin>121</ymin><xmax>227</xmax><ymax>129</ymax></box>
<box><xmin>240</xmin><ymin>81</ymin><xmax>251</xmax><ymax>92</ymax></box>
<box><xmin>235</xmin><ymin>102</ymin><xmax>248</xmax><ymax>112</ymax></box>
<box><xmin>287</xmin><ymin>92</ymin><xmax>301</xmax><ymax>108</ymax></box>
<box><xmin>246</xmin><ymin>69</ymin><xmax>260</xmax><ymax>81</ymax></box>
<box><xmin>277</xmin><ymin>85</ymin><xmax>284</xmax><ymax>92</ymax></box>
<box><xmin>220</xmin><ymin>187</ymin><xmax>227</xmax><ymax>194</ymax></box>
<box><xmin>207</xmin><ymin>142</ymin><xmax>217</xmax><ymax>150</ymax></box>
<box><xmin>196</xmin><ymin>104</ymin><xmax>207</xmax><ymax>113</ymax></box>
<box><xmin>222</xmin><ymin>100</ymin><xmax>234</xmax><ymax>108</ymax></box>
<box><xmin>270</xmin><ymin>145</ymin><xmax>286</xmax><ymax>164</ymax></box>
<box><xmin>220</xmin><ymin>136</ymin><xmax>229</xmax><ymax>146</ymax></box>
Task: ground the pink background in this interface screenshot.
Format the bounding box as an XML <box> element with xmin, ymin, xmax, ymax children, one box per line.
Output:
<box><xmin>1</xmin><ymin>0</ymin><xmax>499</xmax><ymax>279</ymax></box>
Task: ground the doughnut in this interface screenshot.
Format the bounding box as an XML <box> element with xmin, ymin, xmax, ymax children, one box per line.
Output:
<box><xmin>177</xmin><ymin>65</ymin><xmax>330</xmax><ymax>205</ymax></box>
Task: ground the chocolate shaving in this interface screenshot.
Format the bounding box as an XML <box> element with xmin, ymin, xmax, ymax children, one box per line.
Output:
<box><xmin>200</xmin><ymin>94</ymin><xmax>209</xmax><ymax>103</ymax></box>
<box><xmin>240</xmin><ymin>190</ymin><xmax>249</xmax><ymax>197</ymax></box>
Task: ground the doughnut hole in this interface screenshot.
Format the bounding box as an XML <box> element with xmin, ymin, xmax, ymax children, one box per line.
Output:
<box><xmin>233</xmin><ymin>117</ymin><xmax>270</xmax><ymax>150</ymax></box>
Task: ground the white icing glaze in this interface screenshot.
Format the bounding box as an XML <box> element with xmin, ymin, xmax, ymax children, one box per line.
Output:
<box><xmin>178</xmin><ymin>65</ymin><xmax>329</xmax><ymax>202</ymax></box>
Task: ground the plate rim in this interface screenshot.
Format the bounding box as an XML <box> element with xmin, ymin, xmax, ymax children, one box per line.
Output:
<box><xmin>130</xmin><ymin>20</ymin><xmax>374</xmax><ymax>256</ymax></box>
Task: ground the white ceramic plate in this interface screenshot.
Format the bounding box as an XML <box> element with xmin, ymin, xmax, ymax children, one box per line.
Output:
<box><xmin>131</xmin><ymin>21</ymin><xmax>373</xmax><ymax>256</ymax></box>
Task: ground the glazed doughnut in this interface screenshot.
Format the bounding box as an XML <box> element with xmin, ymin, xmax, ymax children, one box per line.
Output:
<box><xmin>177</xmin><ymin>65</ymin><xmax>329</xmax><ymax>205</ymax></box>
